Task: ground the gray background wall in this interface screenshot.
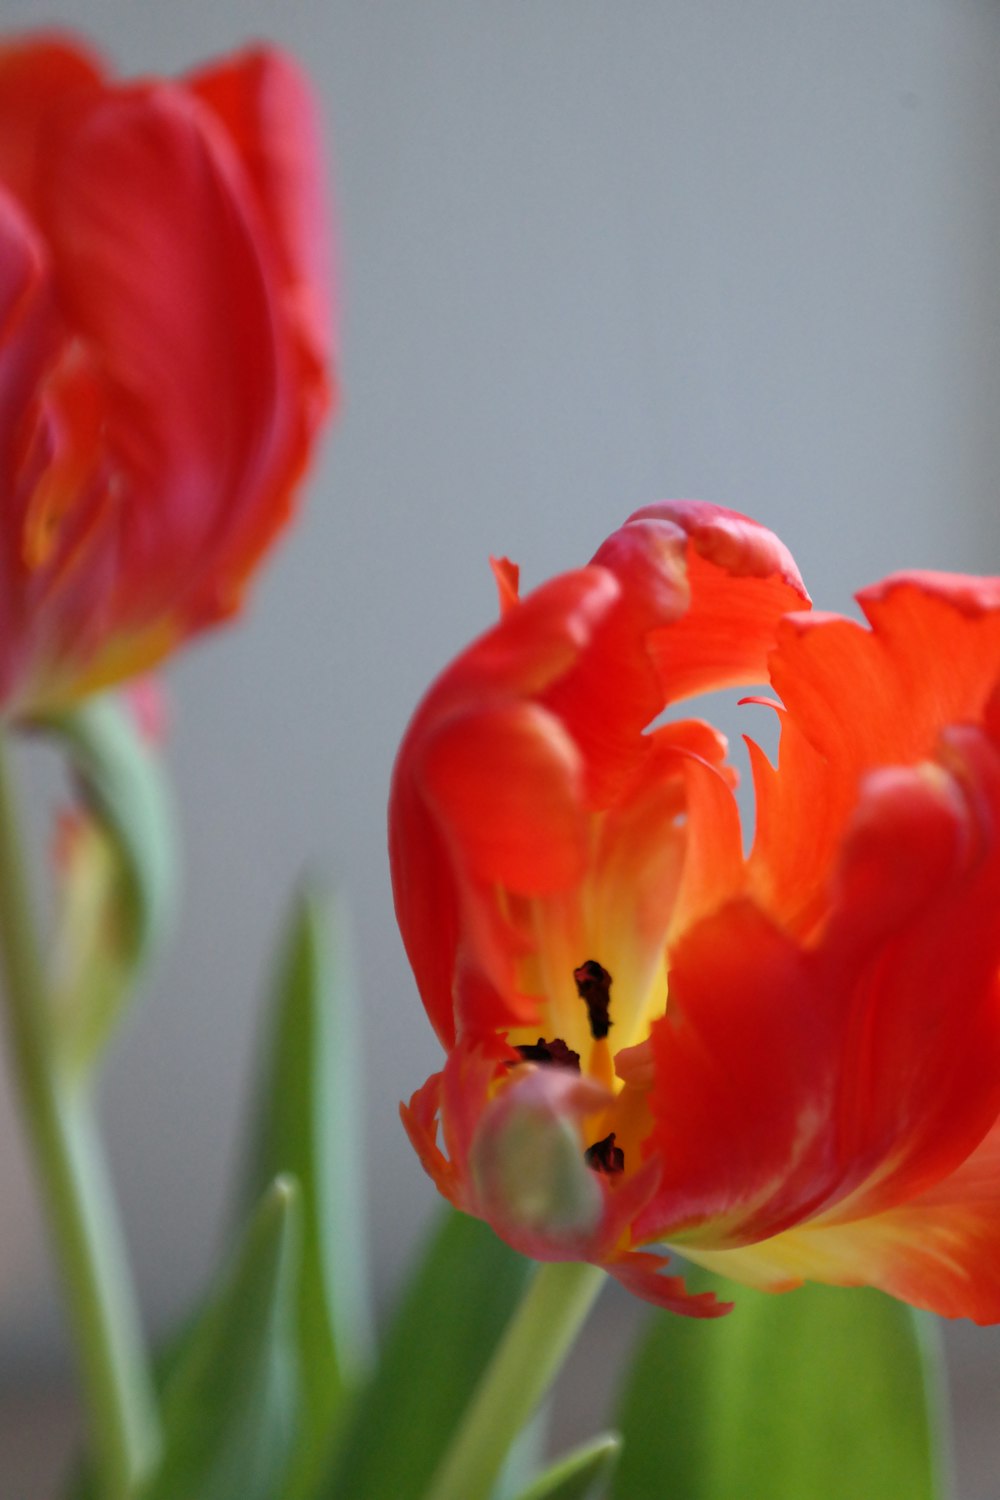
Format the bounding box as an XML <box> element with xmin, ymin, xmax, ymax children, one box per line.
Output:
<box><xmin>1</xmin><ymin>1</ymin><xmax>999</xmax><ymax>1494</ymax></box>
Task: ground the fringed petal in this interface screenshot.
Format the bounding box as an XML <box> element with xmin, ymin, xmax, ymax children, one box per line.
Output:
<box><xmin>700</xmin><ymin>1117</ymin><xmax>1000</xmax><ymax>1323</ymax></box>
<box><xmin>643</xmin><ymin>730</ymin><xmax>1000</xmax><ymax>1253</ymax></box>
<box><xmin>754</xmin><ymin>574</ymin><xmax>1000</xmax><ymax>927</ymax></box>
<box><xmin>606</xmin><ymin>1251</ymin><xmax>732</xmax><ymax>1317</ymax></box>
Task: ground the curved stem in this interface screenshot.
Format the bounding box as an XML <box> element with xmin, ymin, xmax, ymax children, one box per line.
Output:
<box><xmin>424</xmin><ymin>1258</ymin><xmax>605</xmax><ymax>1500</ymax></box>
<box><xmin>0</xmin><ymin>734</ymin><xmax>160</xmax><ymax>1498</ymax></box>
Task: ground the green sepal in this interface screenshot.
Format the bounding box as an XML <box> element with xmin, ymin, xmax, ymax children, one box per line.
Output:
<box><xmin>319</xmin><ymin>1208</ymin><xmax>532</xmax><ymax>1500</ymax></box>
<box><xmin>511</xmin><ymin>1434</ymin><xmax>621</xmax><ymax>1500</ymax></box>
<box><xmin>43</xmin><ymin>695</ymin><xmax>175</xmax><ymax>1070</ymax></box>
<box><xmin>613</xmin><ymin>1272</ymin><xmax>948</xmax><ymax>1500</ymax></box>
<box><xmin>138</xmin><ymin>1175</ymin><xmax>301</xmax><ymax>1500</ymax></box>
<box><xmin>242</xmin><ymin>886</ymin><xmax>375</xmax><ymax>1496</ymax></box>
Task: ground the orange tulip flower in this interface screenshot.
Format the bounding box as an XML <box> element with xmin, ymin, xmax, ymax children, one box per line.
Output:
<box><xmin>0</xmin><ymin>34</ymin><xmax>332</xmax><ymax>714</ymax></box>
<box><xmin>394</xmin><ymin>501</ymin><xmax>1000</xmax><ymax>1319</ymax></box>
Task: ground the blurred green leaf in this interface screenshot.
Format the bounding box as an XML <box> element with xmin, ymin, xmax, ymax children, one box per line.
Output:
<box><xmin>320</xmin><ymin>1207</ymin><xmax>532</xmax><ymax>1500</ymax></box>
<box><xmin>45</xmin><ymin>695</ymin><xmax>175</xmax><ymax>1069</ymax></box>
<box><xmin>492</xmin><ymin>1404</ymin><xmax>550</xmax><ymax>1500</ymax></box>
<box><xmin>243</xmin><ymin>886</ymin><xmax>375</xmax><ymax>1496</ymax></box>
<box><xmin>139</xmin><ymin>1176</ymin><xmax>300</xmax><ymax>1500</ymax></box>
<box><xmin>613</xmin><ymin>1272</ymin><xmax>947</xmax><ymax>1500</ymax></box>
<box><xmin>513</xmin><ymin>1433</ymin><xmax>621</xmax><ymax>1500</ymax></box>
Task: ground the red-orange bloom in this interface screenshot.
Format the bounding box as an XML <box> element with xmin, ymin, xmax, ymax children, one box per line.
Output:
<box><xmin>0</xmin><ymin>34</ymin><xmax>332</xmax><ymax>714</ymax></box>
<box><xmin>393</xmin><ymin>501</ymin><xmax>1000</xmax><ymax>1319</ymax></box>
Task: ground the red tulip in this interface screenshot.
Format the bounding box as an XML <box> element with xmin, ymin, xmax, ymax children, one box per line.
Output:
<box><xmin>393</xmin><ymin>501</ymin><xmax>1000</xmax><ymax>1319</ymax></box>
<box><xmin>0</xmin><ymin>34</ymin><xmax>332</xmax><ymax>714</ymax></box>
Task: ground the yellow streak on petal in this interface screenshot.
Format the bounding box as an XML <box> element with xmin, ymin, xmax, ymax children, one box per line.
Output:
<box><xmin>26</xmin><ymin>617</ymin><xmax>181</xmax><ymax>716</ymax></box>
<box><xmin>587</xmin><ymin>1036</ymin><xmax>616</xmax><ymax>1092</ymax></box>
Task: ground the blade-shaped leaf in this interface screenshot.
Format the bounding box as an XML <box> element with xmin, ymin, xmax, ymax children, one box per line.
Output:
<box><xmin>243</xmin><ymin>886</ymin><xmax>375</xmax><ymax>1495</ymax></box>
<box><xmin>613</xmin><ymin>1272</ymin><xmax>946</xmax><ymax>1500</ymax></box>
<box><xmin>493</xmin><ymin>1404</ymin><xmax>550</xmax><ymax>1500</ymax></box>
<box><xmin>513</xmin><ymin>1434</ymin><xmax>621</xmax><ymax>1500</ymax></box>
<box><xmin>320</xmin><ymin>1207</ymin><xmax>532</xmax><ymax>1500</ymax></box>
<box><xmin>45</xmin><ymin>695</ymin><xmax>175</xmax><ymax>1068</ymax></box>
<box><xmin>139</xmin><ymin>1176</ymin><xmax>301</xmax><ymax>1500</ymax></box>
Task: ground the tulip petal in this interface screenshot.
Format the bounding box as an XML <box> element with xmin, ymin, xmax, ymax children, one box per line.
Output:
<box><xmin>0</xmin><ymin>191</ymin><xmax>53</xmax><ymax>493</ymax></box>
<box><xmin>38</xmin><ymin>82</ymin><xmax>301</xmax><ymax>663</ymax></box>
<box><xmin>754</xmin><ymin>574</ymin><xmax>1000</xmax><ymax>927</ymax></box>
<box><xmin>539</xmin><ymin>517</ymin><xmax>691</xmax><ymax>806</ymax></box>
<box><xmin>605</xmin><ymin>1252</ymin><xmax>731</xmax><ymax>1318</ymax></box>
<box><xmin>666</xmin><ymin>723</ymin><xmax>745</xmax><ymax>933</ymax></box>
<box><xmin>799</xmin><ymin>1117</ymin><xmax>1000</xmax><ymax>1323</ymax></box>
<box><xmin>0</xmin><ymin>190</ymin><xmax>69</xmax><ymax>700</ymax></box>
<box><xmin>640</xmin><ymin>899</ymin><xmax>840</xmax><ymax>1249</ymax></box>
<box><xmin>628</xmin><ymin>501</ymin><xmax>810</xmax><ymax>702</ymax></box>
<box><xmin>706</xmin><ymin>1116</ymin><xmax>1000</xmax><ymax>1322</ymax></box>
<box><xmin>419</xmin><ymin>702</ymin><xmax>587</xmax><ymax>893</ymax></box>
<box><xmin>642</xmin><ymin>732</ymin><xmax>1000</xmax><ymax>1256</ymax></box>
<box><xmin>390</xmin><ymin>568</ymin><xmax>621</xmax><ymax>1046</ymax></box>
<box><xmin>816</xmin><ymin>728</ymin><xmax>1000</xmax><ymax>1219</ymax></box>
<box><xmin>426</xmin><ymin>567</ymin><xmax>621</xmax><ymax>721</ymax></box>
<box><xmin>577</xmin><ymin>721</ymin><xmax>741</xmax><ymax>1051</ymax></box>
<box><xmin>0</xmin><ymin>37</ymin><xmax>104</xmax><ymax>215</ymax></box>
<box><xmin>188</xmin><ymin>47</ymin><xmax>333</xmax><ymax>400</ymax></box>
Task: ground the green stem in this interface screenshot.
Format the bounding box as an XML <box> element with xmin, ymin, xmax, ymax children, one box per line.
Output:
<box><xmin>0</xmin><ymin>734</ymin><xmax>160</xmax><ymax>1498</ymax></box>
<box><xmin>424</xmin><ymin>1259</ymin><xmax>605</xmax><ymax>1500</ymax></box>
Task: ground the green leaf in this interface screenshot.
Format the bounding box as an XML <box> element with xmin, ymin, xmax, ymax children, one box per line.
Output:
<box><xmin>242</xmin><ymin>886</ymin><xmax>375</xmax><ymax>1496</ymax></box>
<box><xmin>320</xmin><ymin>1208</ymin><xmax>532</xmax><ymax>1500</ymax></box>
<box><xmin>512</xmin><ymin>1434</ymin><xmax>621</xmax><ymax>1500</ymax></box>
<box><xmin>139</xmin><ymin>1176</ymin><xmax>301</xmax><ymax>1500</ymax></box>
<box><xmin>44</xmin><ymin>695</ymin><xmax>175</xmax><ymax>1069</ymax></box>
<box><xmin>613</xmin><ymin>1272</ymin><xmax>947</xmax><ymax>1500</ymax></box>
<box><xmin>492</xmin><ymin>1404</ymin><xmax>550</xmax><ymax>1500</ymax></box>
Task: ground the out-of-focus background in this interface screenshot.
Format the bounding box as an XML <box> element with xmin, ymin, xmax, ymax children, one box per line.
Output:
<box><xmin>1</xmin><ymin>1</ymin><xmax>999</xmax><ymax>1494</ymax></box>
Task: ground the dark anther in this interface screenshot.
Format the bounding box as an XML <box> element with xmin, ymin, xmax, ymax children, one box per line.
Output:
<box><xmin>513</xmin><ymin>1037</ymin><xmax>581</xmax><ymax>1070</ymax></box>
<box><xmin>574</xmin><ymin>959</ymin><xmax>613</xmax><ymax>1039</ymax></box>
<box><xmin>584</xmin><ymin>1132</ymin><xmax>625</xmax><ymax>1175</ymax></box>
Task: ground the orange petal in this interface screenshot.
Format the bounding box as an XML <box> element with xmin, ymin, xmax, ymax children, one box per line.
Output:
<box><xmin>755</xmin><ymin>574</ymin><xmax>1000</xmax><ymax>927</ymax></box>
<box><xmin>665</xmin><ymin>724</ymin><xmax>745</xmax><ymax>932</ymax></box>
<box><xmin>641</xmin><ymin>735</ymin><xmax>1000</xmax><ymax>1251</ymax></box>
<box><xmin>390</xmin><ymin>568</ymin><xmax>620</xmax><ymax>1044</ymax></box>
<box><xmin>418</xmin><ymin>702</ymin><xmax>587</xmax><ymax>893</ymax></box>
<box><xmin>801</xmin><ymin>1116</ymin><xmax>1000</xmax><ymax>1322</ymax></box>
<box><xmin>628</xmin><ymin>501</ymin><xmax>810</xmax><ymax>703</ymax></box>
<box><xmin>540</xmin><ymin>516</ymin><xmax>690</xmax><ymax>806</ymax></box>
<box><xmin>605</xmin><ymin>1251</ymin><xmax>732</xmax><ymax>1317</ymax></box>
<box><xmin>432</xmin><ymin>567</ymin><xmax>620</xmax><ymax>716</ymax></box>
<box><xmin>490</xmin><ymin>555</ymin><xmax>520</xmax><ymax>615</ymax></box>
<box><xmin>815</xmin><ymin>730</ymin><xmax>1000</xmax><ymax>1220</ymax></box>
<box><xmin>712</xmin><ymin>1116</ymin><xmax>1000</xmax><ymax>1322</ymax></box>
<box><xmin>640</xmin><ymin>899</ymin><xmax>840</xmax><ymax>1249</ymax></box>
<box><xmin>582</xmin><ymin>735</ymin><xmax>686</xmax><ymax>1047</ymax></box>
<box><xmin>400</xmin><ymin>1073</ymin><xmax>461</xmax><ymax>1207</ymax></box>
